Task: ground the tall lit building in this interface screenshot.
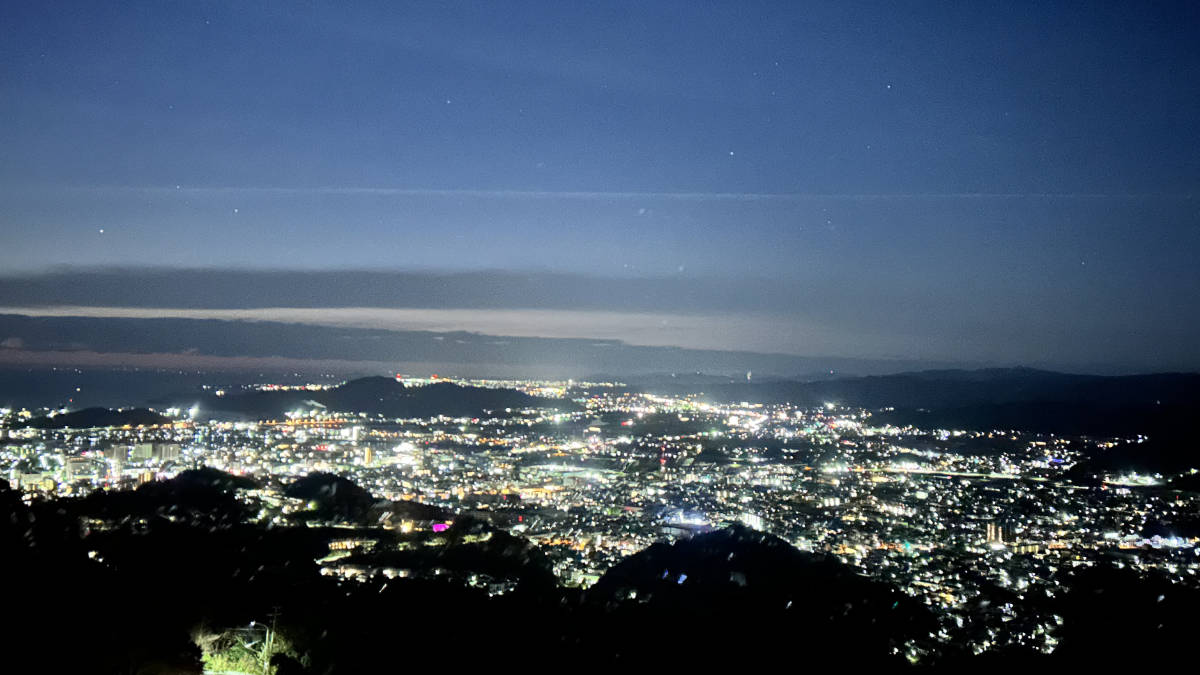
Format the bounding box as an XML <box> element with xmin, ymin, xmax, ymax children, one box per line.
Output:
<box><xmin>986</xmin><ymin>520</ymin><xmax>1016</xmax><ymax>545</ymax></box>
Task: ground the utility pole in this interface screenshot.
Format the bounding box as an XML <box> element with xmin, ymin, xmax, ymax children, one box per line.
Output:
<box><xmin>242</xmin><ymin>608</ymin><xmax>280</xmax><ymax>675</ymax></box>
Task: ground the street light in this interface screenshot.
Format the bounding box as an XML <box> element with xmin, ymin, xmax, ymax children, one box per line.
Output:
<box><xmin>232</xmin><ymin>617</ymin><xmax>277</xmax><ymax>675</ymax></box>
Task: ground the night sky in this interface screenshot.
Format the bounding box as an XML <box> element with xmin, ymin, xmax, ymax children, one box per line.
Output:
<box><xmin>1</xmin><ymin>1</ymin><xmax>1198</xmax><ymax>374</ymax></box>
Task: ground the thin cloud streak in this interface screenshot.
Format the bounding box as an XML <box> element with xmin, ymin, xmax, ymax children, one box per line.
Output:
<box><xmin>51</xmin><ymin>186</ymin><xmax>1199</xmax><ymax>202</ymax></box>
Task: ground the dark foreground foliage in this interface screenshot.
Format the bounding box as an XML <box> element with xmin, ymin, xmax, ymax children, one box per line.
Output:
<box><xmin>1</xmin><ymin>472</ymin><xmax>1195</xmax><ymax>673</ymax></box>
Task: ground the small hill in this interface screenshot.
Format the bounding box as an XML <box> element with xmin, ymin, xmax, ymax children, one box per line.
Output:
<box><xmin>18</xmin><ymin>407</ymin><xmax>172</xmax><ymax>429</ymax></box>
<box><xmin>284</xmin><ymin>472</ymin><xmax>379</xmax><ymax>521</ymax></box>
<box><xmin>173</xmin><ymin>466</ymin><xmax>260</xmax><ymax>492</ymax></box>
<box><xmin>582</xmin><ymin>525</ymin><xmax>932</xmax><ymax>666</ymax></box>
<box><xmin>386</xmin><ymin>499</ymin><xmax>452</xmax><ymax>522</ymax></box>
<box><xmin>59</xmin><ymin>466</ymin><xmax>255</xmax><ymax>528</ymax></box>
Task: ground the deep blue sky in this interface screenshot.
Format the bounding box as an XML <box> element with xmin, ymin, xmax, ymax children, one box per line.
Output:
<box><xmin>1</xmin><ymin>1</ymin><xmax>1198</xmax><ymax>372</ymax></box>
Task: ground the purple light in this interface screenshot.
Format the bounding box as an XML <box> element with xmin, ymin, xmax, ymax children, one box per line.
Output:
<box><xmin>432</xmin><ymin>523</ymin><xmax>450</xmax><ymax>533</ymax></box>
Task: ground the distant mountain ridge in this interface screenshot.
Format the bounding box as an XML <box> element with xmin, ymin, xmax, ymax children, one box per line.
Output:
<box><xmin>17</xmin><ymin>407</ymin><xmax>171</xmax><ymax>429</ymax></box>
<box><xmin>642</xmin><ymin>367</ymin><xmax>1200</xmax><ymax>408</ymax></box>
<box><xmin>635</xmin><ymin>367</ymin><xmax>1200</xmax><ymax>438</ymax></box>
<box><xmin>192</xmin><ymin>376</ymin><xmax>578</xmax><ymax>420</ymax></box>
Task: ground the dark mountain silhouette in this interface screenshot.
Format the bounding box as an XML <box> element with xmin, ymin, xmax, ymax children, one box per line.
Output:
<box><xmin>12</xmin><ymin>471</ymin><xmax>1199</xmax><ymax>672</ymax></box>
<box><xmin>0</xmin><ymin>366</ymin><xmax>341</xmax><ymax>410</ymax></box>
<box><xmin>653</xmin><ymin>368</ymin><xmax>1198</xmax><ymax>474</ymax></box>
<box><xmin>173</xmin><ymin>466</ymin><xmax>260</xmax><ymax>492</ymax></box>
<box><xmin>385</xmin><ymin>499</ymin><xmax>451</xmax><ymax>523</ymax></box>
<box><xmin>69</xmin><ymin>467</ymin><xmax>256</xmax><ymax>528</ymax></box>
<box><xmin>642</xmin><ymin>368</ymin><xmax>1200</xmax><ymax>437</ymax></box>
<box><xmin>582</xmin><ymin>525</ymin><xmax>934</xmax><ymax>666</ymax></box>
<box><xmin>657</xmin><ymin>368</ymin><xmax>1200</xmax><ymax>410</ymax></box>
<box><xmin>0</xmin><ymin>312</ymin><xmax>944</xmax><ymax>381</ymax></box>
<box><xmin>18</xmin><ymin>406</ymin><xmax>172</xmax><ymax>429</ymax></box>
<box><xmin>283</xmin><ymin>471</ymin><xmax>452</xmax><ymax>525</ymax></box>
<box><xmin>1064</xmin><ymin>432</ymin><xmax>1197</xmax><ymax>481</ymax></box>
<box><xmin>193</xmin><ymin>376</ymin><xmax>577</xmax><ymax>419</ymax></box>
<box><xmin>640</xmin><ymin>368</ymin><xmax>1197</xmax><ymax>477</ymax></box>
<box><xmin>284</xmin><ymin>472</ymin><xmax>380</xmax><ymax>521</ymax></box>
<box><xmin>1049</xmin><ymin>564</ymin><xmax>1200</xmax><ymax>668</ymax></box>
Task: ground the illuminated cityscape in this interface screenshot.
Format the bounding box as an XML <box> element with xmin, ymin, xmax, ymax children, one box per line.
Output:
<box><xmin>5</xmin><ymin>373</ymin><xmax>1197</xmax><ymax>663</ymax></box>
<box><xmin>3</xmin><ymin>1</ymin><xmax>1199</xmax><ymax>671</ymax></box>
